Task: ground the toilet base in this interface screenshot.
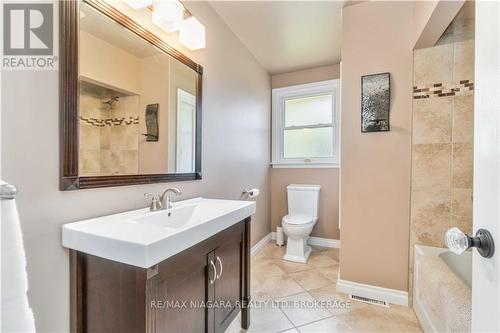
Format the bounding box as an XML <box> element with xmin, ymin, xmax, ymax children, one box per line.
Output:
<box><xmin>283</xmin><ymin>238</ymin><xmax>312</xmax><ymax>263</ymax></box>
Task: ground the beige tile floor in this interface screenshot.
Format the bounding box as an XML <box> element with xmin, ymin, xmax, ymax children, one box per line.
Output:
<box><xmin>226</xmin><ymin>243</ymin><xmax>422</xmax><ymax>333</ymax></box>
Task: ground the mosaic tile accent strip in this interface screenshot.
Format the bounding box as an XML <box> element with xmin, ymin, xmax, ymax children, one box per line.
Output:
<box><xmin>80</xmin><ymin>116</ymin><xmax>139</xmax><ymax>127</ymax></box>
<box><xmin>413</xmin><ymin>79</ymin><xmax>474</xmax><ymax>99</ymax></box>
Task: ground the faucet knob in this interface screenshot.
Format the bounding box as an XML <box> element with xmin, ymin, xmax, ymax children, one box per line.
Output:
<box><xmin>144</xmin><ymin>193</ymin><xmax>162</xmax><ymax>211</ymax></box>
<box><xmin>444</xmin><ymin>227</ymin><xmax>470</xmax><ymax>255</ymax></box>
<box><xmin>445</xmin><ymin>227</ymin><xmax>495</xmax><ymax>258</ymax></box>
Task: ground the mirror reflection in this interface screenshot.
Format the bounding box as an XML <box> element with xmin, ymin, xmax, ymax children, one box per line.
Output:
<box><xmin>78</xmin><ymin>3</ymin><xmax>197</xmax><ymax>176</ymax></box>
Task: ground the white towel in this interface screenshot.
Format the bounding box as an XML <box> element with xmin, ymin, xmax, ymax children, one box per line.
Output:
<box><xmin>1</xmin><ymin>181</ymin><xmax>36</xmax><ymax>332</ymax></box>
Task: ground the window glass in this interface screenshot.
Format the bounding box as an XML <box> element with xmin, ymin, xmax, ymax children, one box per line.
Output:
<box><xmin>283</xmin><ymin>127</ymin><xmax>333</xmax><ymax>158</ymax></box>
<box><xmin>284</xmin><ymin>94</ymin><xmax>332</xmax><ymax>127</ymax></box>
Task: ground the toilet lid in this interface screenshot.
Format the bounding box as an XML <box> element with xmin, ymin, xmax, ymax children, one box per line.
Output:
<box><xmin>283</xmin><ymin>214</ymin><xmax>314</xmax><ymax>225</ymax></box>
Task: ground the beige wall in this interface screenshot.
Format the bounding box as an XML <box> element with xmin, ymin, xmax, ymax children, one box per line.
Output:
<box><xmin>270</xmin><ymin>64</ymin><xmax>341</xmax><ymax>239</ymax></box>
<box><xmin>0</xmin><ymin>2</ymin><xmax>271</xmax><ymax>332</ymax></box>
<box><xmin>271</xmin><ymin>168</ymin><xmax>340</xmax><ymax>239</ymax></box>
<box><xmin>138</xmin><ymin>54</ymin><xmax>171</xmax><ymax>174</ymax></box>
<box><xmin>80</xmin><ymin>31</ymin><xmax>140</xmax><ymax>94</ymax></box>
<box><xmin>271</xmin><ymin>64</ymin><xmax>340</xmax><ymax>89</ymax></box>
<box><xmin>339</xmin><ymin>1</ymin><xmax>413</xmax><ymax>291</ymax></box>
<box><xmin>167</xmin><ymin>59</ymin><xmax>197</xmax><ymax>172</ymax></box>
<box><xmin>412</xmin><ymin>0</ymin><xmax>464</xmax><ymax>49</ymax></box>
<box><xmin>412</xmin><ymin>1</ymin><xmax>439</xmax><ymax>48</ymax></box>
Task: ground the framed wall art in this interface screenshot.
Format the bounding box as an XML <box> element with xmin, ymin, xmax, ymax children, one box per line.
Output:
<box><xmin>361</xmin><ymin>72</ymin><xmax>390</xmax><ymax>132</ymax></box>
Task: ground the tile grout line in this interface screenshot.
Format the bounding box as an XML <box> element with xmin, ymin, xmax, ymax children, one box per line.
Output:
<box><xmin>275</xmin><ymin>298</ymin><xmax>337</xmax><ymax>332</ymax></box>
<box><xmin>293</xmin><ymin>313</ymin><xmax>336</xmax><ymax>331</ymax></box>
<box><xmin>261</xmin><ymin>288</ymin><xmax>310</xmax><ymax>303</ymax></box>
<box><xmin>253</xmin><ymin>247</ymin><xmax>346</xmax><ymax>332</ymax></box>
<box><xmin>451</xmin><ymin>33</ymin><xmax>456</xmax><ymax>230</ymax></box>
<box><xmin>277</xmin><ymin>307</ymin><xmax>297</xmax><ymax>332</ymax></box>
<box><xmin>275</xmin><ymin>283</ymin><xmax>337</xmax><ymax>331</ymax></box>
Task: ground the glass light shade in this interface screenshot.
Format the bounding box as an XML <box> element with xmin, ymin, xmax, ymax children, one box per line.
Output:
<box><xmin>179</xmin><ymin>16</ymin><xmax>206</xmax><ymax>50</ymax></box>
<box><xmin>152</xmin><ymin>0</ymin><xmax>184</xmax><ymax>33</ymax></box>
<box><xmin>125</xmin><ymin>0</ymin><xmax>153</xmax><ymax>10</ymax></box>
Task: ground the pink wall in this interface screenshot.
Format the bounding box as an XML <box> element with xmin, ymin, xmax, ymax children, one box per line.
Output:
<box><xmin>271</xmin><ymin>64</ymin><xmax>340</xmax><ymax>89</ymax></box>
<box><xmin>339</xmin><ymin>1</ymin><xmax>413</xmax><ymax>291</ymax></box>
<box><xmin>270</xmin><ymin>64</ymin><xmax>341</xmax><ymax>240</ymax></box>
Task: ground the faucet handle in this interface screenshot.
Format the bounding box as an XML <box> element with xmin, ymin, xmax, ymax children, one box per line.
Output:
<box><xmin>144</xmin><ymin>193</ymin><xmax>162</xmax><ymax>211</ymax></box>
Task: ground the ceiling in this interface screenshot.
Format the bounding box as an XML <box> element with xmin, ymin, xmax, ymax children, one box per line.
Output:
<box><xmin>80</xmin><ymin>3</ymin><xmax>162</xmax><ymax>58</ymax></box>
<box><xmin>209</xmin><ymin>1</ymin><xmax>343</xmax><ymax>74</ymax></box>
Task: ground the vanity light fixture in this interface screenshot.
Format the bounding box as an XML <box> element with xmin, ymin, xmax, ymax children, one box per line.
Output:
<box><xmin>179</xmin><ymin>16</ymin><xmax>206</xmax><ymax>50</ymax></box>
<box><xmin>125</xmin><ymin>0</ymin><xmax>153</xmax><ymax>10</ymax></box>
<box><xmin>125</xmin><ymin>0</ymin><xmax>206</xmax><ymax>50</ymax></box>
<box><xmin>152</xmin><ymin>0</ymin><xmax>184</xmax><ymax>33</ymax></box>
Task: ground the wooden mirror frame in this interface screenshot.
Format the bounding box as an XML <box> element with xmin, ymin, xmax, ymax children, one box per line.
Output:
<box><xmin>60</xmin><ymin>0</ymin><xmax>203</xmax><ymax>191</ymax></box>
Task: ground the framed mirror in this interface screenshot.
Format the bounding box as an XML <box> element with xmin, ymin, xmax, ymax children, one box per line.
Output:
<box><xmin>60</xmin><ymin>0</ymin><xmax>202</xmax><ymax>190</ymax></box>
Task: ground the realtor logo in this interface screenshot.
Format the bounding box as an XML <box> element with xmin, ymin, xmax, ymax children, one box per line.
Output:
<box><xmin>2</xmin><ymin>2</ymin><xmax>57</xmax><ymax>69</ymax></box>
<box><xmin>3</xmin><ymin>3</ymin><xmax>53</xmax><ymax>55</ymax></box>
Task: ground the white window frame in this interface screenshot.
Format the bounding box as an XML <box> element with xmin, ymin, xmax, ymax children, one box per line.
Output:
<box><xmin>271</xmin><ymin>79</ymin><xmax>340</xmax><ymax>168</ymax></box>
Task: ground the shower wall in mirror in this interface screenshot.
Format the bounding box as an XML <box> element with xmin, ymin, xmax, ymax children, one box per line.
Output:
<box><xmin>60</xmin><ymin>0</ymin><xmax>202</xmax><ymax>190</ymax></box>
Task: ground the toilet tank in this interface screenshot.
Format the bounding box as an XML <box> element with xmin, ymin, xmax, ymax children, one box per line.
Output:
<box><xmin>287</xmin><ymin>184</ymin><xmax>321</xmax><ymax>217</ymax></box>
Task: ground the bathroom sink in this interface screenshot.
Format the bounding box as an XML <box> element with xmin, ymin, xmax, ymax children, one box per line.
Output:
<box><xmin>62</xmin><ymin>197</ymin><xmax>255</xmax><ymax>268</ymax></box>
<box><xmin>133</xmin><ymin>204</ymin><xmax>198</xmax><ymax>229</ymax></box>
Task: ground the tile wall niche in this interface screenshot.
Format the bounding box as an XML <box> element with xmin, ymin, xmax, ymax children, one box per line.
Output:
<box><xmin>409</xmin><ymin>4</ymin><xmax>474</xmax><ymax>299</ymax></box>
<box><xmin>79</xmin><ymin>81</ymin><xmax>140</xmax><ymax>176</ymax></box>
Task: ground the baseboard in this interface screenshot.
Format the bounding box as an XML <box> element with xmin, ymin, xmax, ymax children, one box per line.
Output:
<box><xmin>336</xmin><ymin>278</ymin><xmax>409</xmax><ymax>307</ymax></box>
<box><xmin>250</xmin><ymin>232</ymin><xmax>272</xmax><ymax>257</ymax></box>
<box><xmin>270</xmin><ymin>232</ymin><xmax>340</xmax><ymax>249</ymax></box>
<box><xmin>308</xmin><ymin>236</ymin><xmax>340</xmax><ymax>248</ymax></box>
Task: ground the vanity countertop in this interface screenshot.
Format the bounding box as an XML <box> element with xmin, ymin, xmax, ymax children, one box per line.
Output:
<box><xmin>62</xmin><ymin>197</ymin><xmax>256</xmax><ymax>268</ymax></box>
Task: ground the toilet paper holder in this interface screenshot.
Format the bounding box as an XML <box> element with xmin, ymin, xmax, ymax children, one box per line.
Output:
<box><xmin>1</xmin><ymin>183</ymin><xmax>18</xmax><ymax>200</ymax></box>
<box><xmin>242</xmin><ymin>188</ymin><xmax>259</xmax><ymax>198</ymax></box>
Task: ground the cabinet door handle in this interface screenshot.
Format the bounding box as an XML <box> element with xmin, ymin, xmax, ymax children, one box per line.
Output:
<box><xmin>215</xmin><ymin>256</ymin><xmax>223</xmax><ymax>280</ymax></box>
<box><xmin>209</xmin><ymin>260</ymin><xmax>217</xmax><ymax>284</ymax></box>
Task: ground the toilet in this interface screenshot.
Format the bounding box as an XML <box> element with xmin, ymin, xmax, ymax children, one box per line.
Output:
<box><xmin>282</xmin><ymin>184</ymin><xmax>321</xmax><ymax>263</ymax></box>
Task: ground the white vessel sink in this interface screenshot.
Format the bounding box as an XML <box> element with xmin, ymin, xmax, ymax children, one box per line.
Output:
<box><xmin>62</xmin><ymin>197</ymin><xmax>256</xmax><ymax>268</ymax></box>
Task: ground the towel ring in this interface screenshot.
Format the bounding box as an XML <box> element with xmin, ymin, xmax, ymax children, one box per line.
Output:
<box><xmin>1</xmin><ymin>183</ymin><xmax>18</xmax><ymax>200</ymax></box>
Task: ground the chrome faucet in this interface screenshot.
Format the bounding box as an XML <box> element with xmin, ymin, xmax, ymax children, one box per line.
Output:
<box><xmin>160</xmin><ymin>187</ymin><xmax>182</xmax><ymax>209</ymax></box>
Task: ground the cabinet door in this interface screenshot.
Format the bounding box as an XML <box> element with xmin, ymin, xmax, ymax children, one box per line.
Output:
<box><xmin>214</xmin><ymin>231</ymin><xmax>244</xmax><ymax>332</ymax></box>
<box><xmin>147</xmin><ymin>246</ymin><xmax>214</xmax><ymax>333</ymax></box>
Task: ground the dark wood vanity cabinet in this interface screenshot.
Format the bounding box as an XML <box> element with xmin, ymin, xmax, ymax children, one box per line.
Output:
<box><xmin>71</xmin><ymin>218</ymin><xmax>251</xmax><ymax>333</ymax></box>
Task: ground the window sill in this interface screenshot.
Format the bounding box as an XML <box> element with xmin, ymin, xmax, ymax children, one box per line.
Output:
<box><xmin>271</xmin><ymin>163</ymin><xmax>340</xmax><ymax>169</ymax></box>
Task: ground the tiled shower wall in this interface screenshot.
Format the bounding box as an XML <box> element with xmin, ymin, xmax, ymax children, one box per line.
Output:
<box><xmin>409</xmin><ymin>5</ymin><xmax>474</xmax><ymax>297</ymax></box>
<box><xmin>79</xmin><ymin>83</ymin><xmax>140</xmax><ymax>176</ymax></box>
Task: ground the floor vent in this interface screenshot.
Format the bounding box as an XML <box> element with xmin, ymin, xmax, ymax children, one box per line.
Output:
<box><xmin>349</xmin><ymin>294</ymin><xmax>389</xmax><ymax>308</ymax></box>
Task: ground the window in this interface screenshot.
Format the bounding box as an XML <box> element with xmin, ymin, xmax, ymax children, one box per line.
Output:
<box><xmin>272</xmin><ymin>79</ymin><xmax>340</xmax><ymax>168</ymax></box>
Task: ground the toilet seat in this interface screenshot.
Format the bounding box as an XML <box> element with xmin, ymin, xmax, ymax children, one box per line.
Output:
<box><xmin>282</xmin><ymin>214</ymin><xmax>315</xmax><ymax>225</ymax></box>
